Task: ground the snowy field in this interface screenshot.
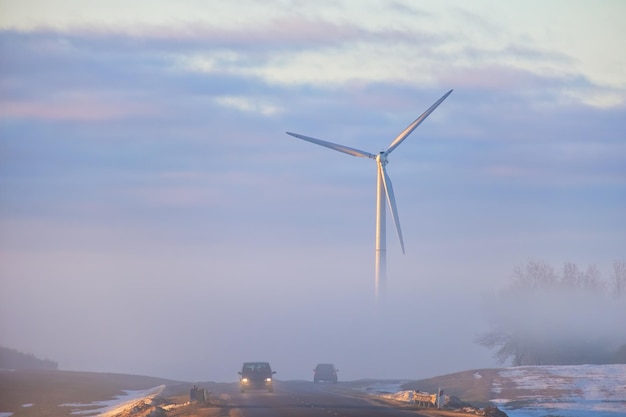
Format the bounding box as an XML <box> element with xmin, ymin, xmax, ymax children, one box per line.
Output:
<box><xmin>492</xmin><ymin>364</ymin><xmax>626</xmax><ymax>417</ymax></box>
<box><xmin>369</xmin><ymin>365</ymin><xmax>626</xmax><ymax>417</ymax></box>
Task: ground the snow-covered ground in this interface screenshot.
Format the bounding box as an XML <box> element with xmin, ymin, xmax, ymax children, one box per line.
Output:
<box><xmin>30</xmin><ymin>365</ymin><xmax>624</xmax><ymax>417</ymax></box>
<box><xmin>492</xmin><ymin>364</ymin><xmax>626</xmax><ymax>417</ymax></box>
<box><xmin>368</xmin><ymin>365</ymin><xmax>626</xmax><ymax>417</ymax></box>
<box><xmin>60</xmin><ymin>385</ymin><xmax>165</xmax><ymax>416</ymax></box>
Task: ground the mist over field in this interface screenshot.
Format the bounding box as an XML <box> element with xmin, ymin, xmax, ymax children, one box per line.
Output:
<box><xmin>1</xmin><ymin>1</ymin><xmax>625</xmax><ymax>383</ymax></box>
<box><xmin>495</xmin><ymin>285</ymin><xmax>625</xmax><ymax>345</ymax></box>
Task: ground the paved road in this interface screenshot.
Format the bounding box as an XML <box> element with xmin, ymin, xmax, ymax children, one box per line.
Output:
<box><xmin>202</xmin><ymin>380</ymin><xmax>427</xmax><ymax>417</ymax></box>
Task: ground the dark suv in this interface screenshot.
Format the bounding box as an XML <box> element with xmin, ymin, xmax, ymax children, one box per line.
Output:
<box><xmin>313</xmin><ymin>363</ymin><xmax>338</xmax><ymax>383</ymax></box>
<box><xmin>238</xmin><ymin>362</ymin><xmax>276</xmax><ymax>392</ymax></box>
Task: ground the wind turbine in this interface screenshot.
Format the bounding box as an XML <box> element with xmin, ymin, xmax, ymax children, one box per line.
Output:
<box><xmin>287</xmin><ymin>89</ymin><xmax>453</xmax><ymax>301</ymax></box>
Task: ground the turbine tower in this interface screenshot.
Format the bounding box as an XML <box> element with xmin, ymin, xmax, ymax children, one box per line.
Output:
<box><xmin>287</xmin><ymin>90</ymin><xmax>453</xmax><ymax>301</ymax></box>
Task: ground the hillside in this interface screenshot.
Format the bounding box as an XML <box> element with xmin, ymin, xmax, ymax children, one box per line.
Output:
<box><xmin>0</xmin><ymin>369</ymin><xmax>187</xmax><ymax>417</ymax></box>
<box><xmin>0</xmin><ymin>347</ymin><xmax>57</xmax><ymax>371</ymax></box>
<box><xmin>402</xmin><ymin>368</ymin><xmax>499</xmax><ymax>407</ymax></box>
<box><xmin>402</xmin><ymin>364</ymin><xmax>626</xmax><ymax>416</ymax></box>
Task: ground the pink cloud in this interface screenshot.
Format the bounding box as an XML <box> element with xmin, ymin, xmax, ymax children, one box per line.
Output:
<box><xmin>0</xmin><ymin>98</ymin><xmax>156</xmax><ymax>121</ymax></box>
<box><xmin>438</xmin><ymin>66</ymin><xmax>540</xmax><ymax>91</ymax></box>
<box><xmin>24</xmin><ymin>17</ymin><xmax>428</xmax><ymax>51</ymax></box>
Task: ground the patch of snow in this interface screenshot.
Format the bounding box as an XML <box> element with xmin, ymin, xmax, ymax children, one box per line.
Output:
<box><xmin>473</xmin><ymin>372</ymin><xmax>482</xmax><ymax>379</ymax></box>
<box><xmin>60</xmin><ymin>385</ymin><xmax>165</xmax><ymax>416</ymax></box>
<box><xmin>378</xmin><ymin>389</ymin><xmax>441</xmax><ymax>406</ymax></box>
<box><xmin>493</xmin><ymin>364</ymin><xmax>626</xmax><ymax>417</ymax></box>
<box><xmin>492</xmin><ymin>380</ymin><xmax>502</xmax><ymax>394</ymax></box>
<box><xmin>162</xmin><ymin>401</ymin><xmax>190</xmax><ymax>411</ymax></box>
<box><xmin>379</xmin><ymin>390</ymin><xmax>416</xmax><ymax>403</ymax></box>
<box><xmin>21</xmin><ymin>404</ymin><xmax>33</xmax><ymax>407</ymax></box>
<box><xmin>0</xmin><ymin>413</ymin><xmax>13</xmax><ymax>417</ymax></box>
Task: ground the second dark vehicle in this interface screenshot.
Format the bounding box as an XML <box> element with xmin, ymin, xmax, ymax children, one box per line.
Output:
<box><xmin>313</xmin><ymin>363</ymin><xmax>338</xmax><ymax>383</ymax></box>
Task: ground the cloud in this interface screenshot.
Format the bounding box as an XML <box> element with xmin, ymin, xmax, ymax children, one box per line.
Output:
<box><xmin>0</xmin><ymin>97</ymin><xmax>156</xmax><ymax>121</ymax></box>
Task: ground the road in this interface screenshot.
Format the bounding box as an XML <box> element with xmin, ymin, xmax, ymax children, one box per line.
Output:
<box><xmin>183</xmin><ymin>380</ymin><xmax>429</xmax><ymax>417</ymax></box>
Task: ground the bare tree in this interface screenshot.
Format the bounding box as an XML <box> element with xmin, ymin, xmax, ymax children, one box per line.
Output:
<box><xmin>510</xmin><ymin>260</ymin><xmax>558</xmax><ymax>292</ymax></box>
<box><xmin>611</xmin><ymin>260</ymin><xmax>626</xmax><ymax>297</ymax></box>
<box><xmin>561</xmin><ymin>262</ymin><xmax>604</xmax><ymax>292</ymax></box>
<box><xmin>477</xmin><ymin>260</ymin><xmax>626</xmax><ymax>366</ymax></box>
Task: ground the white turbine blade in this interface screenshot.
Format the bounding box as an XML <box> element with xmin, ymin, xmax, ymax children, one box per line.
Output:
<box><xmin>384</xmin><ymin>89</ymin><xmax>453</xmax><ymax>156</ymax></box>
<box><xmin>286</xmin><ymin>132</ymin><xmax>374</xmax><ymax>158</ymax></box>
<box><xmin>379</xmin><ymin>162</ymin><xmax>405</xmax><ymax>254</ymax></box>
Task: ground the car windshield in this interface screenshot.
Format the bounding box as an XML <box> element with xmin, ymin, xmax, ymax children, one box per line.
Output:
<box><xmin>243</xmin><ymin>362</ymin><xmax>271</xmax><ymax>373</ymax></box>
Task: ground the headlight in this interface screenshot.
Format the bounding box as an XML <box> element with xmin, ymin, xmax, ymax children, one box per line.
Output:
<box><xmin>241</xmin><ymin>378</ymin><xmax>249</xmax><ymax>383</ymax></box>
<box><xmin>265</xmin><ymin>377</ymin><xmax>272</xmax><ymax>382</ymax></box>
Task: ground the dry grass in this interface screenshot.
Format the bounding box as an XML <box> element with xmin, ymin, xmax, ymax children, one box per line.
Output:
<box><xmin>0</xmin><ymin>369</ymin><xmax>180</xmax><ymax>417</ymax></box>
<box><xmin>164</xmin><ymin>394</ymin><xmax>228</xmax><ymax>417</ymax></box>
<box><xmin>401</xmin><ymin>368</ymin><xmax>501</xmax><ymax>407</ymax></box>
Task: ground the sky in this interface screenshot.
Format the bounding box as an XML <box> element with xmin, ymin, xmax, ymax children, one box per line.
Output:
<box><xmin>0</xmin><ymin>0</ymin><xmax>625</xmax><ymax>383</ymax></box>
